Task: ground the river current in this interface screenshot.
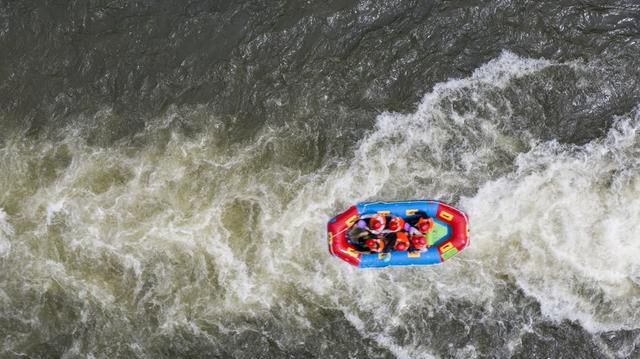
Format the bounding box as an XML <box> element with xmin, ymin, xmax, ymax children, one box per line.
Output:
<box><xmin>1</xmin><ymin>1</ymin><xmax>639</xmax><ymax>358</ymax></box>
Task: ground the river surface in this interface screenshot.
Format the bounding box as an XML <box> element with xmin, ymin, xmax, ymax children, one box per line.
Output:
<box><xmin>1</xmin><ymin>1</ymin><xmax>640</xmax><ymax>358</ymax></box>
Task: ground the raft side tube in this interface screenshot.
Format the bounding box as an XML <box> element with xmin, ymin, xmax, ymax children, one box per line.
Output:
<box><xmin>434</xmin><ymin>202</ymin><xmax>470</xmax><ymax>261</ymax></box>
<box><xmin>356</xmin><ymin>200</ymin><xmax>439</xmax><ymax>218</ymax></box>
<box><xmin>327</xmin><ymin>205</ymin><xmax>361</xmax><ymax>266</ymax></box>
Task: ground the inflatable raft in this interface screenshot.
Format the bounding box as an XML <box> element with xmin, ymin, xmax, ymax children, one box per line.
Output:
<box><xmin>327</xmin><ymin>200</ymin><xmax>469</xmax><ymax>268</ymax></box>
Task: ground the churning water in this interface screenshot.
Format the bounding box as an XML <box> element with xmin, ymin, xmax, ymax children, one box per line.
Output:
<box><xmin>1</xmin><ymin>1</ymin><xmax>639</xmax><ymax>358</ymax></box>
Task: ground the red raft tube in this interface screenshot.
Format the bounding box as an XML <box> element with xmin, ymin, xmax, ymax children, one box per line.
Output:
<box><xmin>327</xmin><ymin>200</ymin><xmax>469</xmax><ymax>268</ymax></box>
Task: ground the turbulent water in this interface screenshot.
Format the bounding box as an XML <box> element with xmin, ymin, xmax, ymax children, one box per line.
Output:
<box><xmin>1</xmin><ymin>1</ymin><xmax>640</xmax><ymax>358</ymax></box>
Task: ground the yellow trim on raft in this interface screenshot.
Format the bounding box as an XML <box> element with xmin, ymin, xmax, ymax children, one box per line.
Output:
<box><xmin>345</xmin><ymin>215</ymin><xmax>359</xmax><ymax>227</ymax></box>
<box><xmin>439</xmin><ymin>210</ymin><xmax>454</xmax><ymax>221</ymax></box>
<box><xmin>344</xmin><ymin>247</ymin><xmax>360</xmax><ymax>258</ymax></box>
<box><xmin>439</xmin><ymin>242</ymin><xmax>454</xmax><ymax>253</ymax></box>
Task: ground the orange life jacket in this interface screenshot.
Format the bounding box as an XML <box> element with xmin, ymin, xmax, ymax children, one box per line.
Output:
<box><xmin>394</xmin><ymin>232</ymin><xmax>409</xmax><ymax>251</ymax></box>
<box><xmin>416</xmin><ymin>217</ymin><xmax>434</xmax><ymax>233</ymax></box>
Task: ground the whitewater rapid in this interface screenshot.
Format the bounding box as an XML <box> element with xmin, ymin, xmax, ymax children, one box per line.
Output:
<box><xmin>1</xmin><ymin>52</ymin><xmax>638</xmax><ymax>358</ymax></box>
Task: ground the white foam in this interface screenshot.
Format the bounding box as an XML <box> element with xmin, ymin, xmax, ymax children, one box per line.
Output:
<box><xmin>46</xmin><ymin>199</ymin><xmax>67</xmax><ymax>225</ymax></box>
<box><xmin>248</xmin><ymin>51</ymin><xmax>592</xmax><ymax>353</ymax></box>
<box><xmin>461</xmin><ymin>110</ymin><xmax>640</xmax><ymax>332</ymax></box>
<box><xmin>2</xmin><ymin>49</ymin><xmax>635</xmax><ymax>358</ymax></box>
<box><xmin>274</xmin><ymin>51</ymin><xmax>639</xmax><ymax>341</ymax></box>
<box><xmin>0</xmin><ymin>208</ymin><xmax>12</xmax><ymax>257</ymax></box>
<box><xmin>418</xmin><ymin>51</ymin><xmax>553</xmax><ymax>111</ymax></box>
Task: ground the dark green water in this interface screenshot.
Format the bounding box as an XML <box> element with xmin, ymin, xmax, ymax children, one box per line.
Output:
<box><xmin>1</xmin><ymin>1</ymin><xmax>639</xmax><ymax>358</ymax></box>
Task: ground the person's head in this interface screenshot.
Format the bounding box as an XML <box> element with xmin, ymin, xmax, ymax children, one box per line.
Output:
<box><xmin>416</xmin><ymin>217</ymin><xmax>433</xmax><ymax>233</ymax></box>
<box><xmin>365</xmin><ymin>238</ymin><xmax>384</xmax><ymax>252</ymax></box>
<box><xmin>412</xmin><ymin>235</ymin><xmax>427</xmax><ymax>249</ymax></box>
<box><xmin>394</xmin><ymin>232</ymin><xmax>409</xmax><ymax>251</ymax></box>
<box><xmin>394</xmin><ymin>241</ymin><xmax>408</xmax><ymax>251</ymax></box>
<box><xmin>387</xmin><ymin>216</ymin><xmax>405</xmax><ymax>232</ymax></box>
<box><xmin>369</xmin><ymin>214</ymin><xmax>386</xmax><ymax>232</ymax></box>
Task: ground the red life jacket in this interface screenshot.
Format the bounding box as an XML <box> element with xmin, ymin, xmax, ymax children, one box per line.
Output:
<box><xmin>412</xmin><ymin>234</ymin><xmax>427</xmax><ymax>250</ymax></box>
<box><xmin>388</xmin><ymin>217</ymin><xmax>405</xmax><ymax>232</ymax></box>
<box><xmin>366</xmin><ymin>237</ymin><xmax>385</xmax><ymax>252</ymax></box>
<box><xmin>368</xmin><ymin>214</ymin><xmax>386</xmax><ymax>233</ymax></box>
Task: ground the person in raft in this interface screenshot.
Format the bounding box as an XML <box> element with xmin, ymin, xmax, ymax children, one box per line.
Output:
<box><xmin>349</xmin><ymin>213</ymin><xmax>429</xmax><ymax>253</ymax></box>
<box><xmin>346</xmin><ymin>220</ymin><xmax>371</xmax><ymax>251</ymax></box>
<box><xmin>385</xmin><ymin>216</ymin><xmax>410</xmax><ymax>251</ymax></box>
<box><xmin>364</xmin><ymin>215</ymin><xmax>410</xmax><ymax>253</ymax></box>
<box><xmin>347</xmin><ymin>213</ymin><xmax>386</xmax><ymax>251</ymax></box>
<box><xmin>345</xmin><ymin>213</ymin><xmax>390</xmax><ymax>253</ymax></box>
<box><xmin>405</xmin><ymin>216</ymin><xmax>434</xmax><ymax>251</ymax></box>
<box><xmin>363</xmin><ymin>214</ymin><xmax>388</xmax><ymax>253</ymax></box>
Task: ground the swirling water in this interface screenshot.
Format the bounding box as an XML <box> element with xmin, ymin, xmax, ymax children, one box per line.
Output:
<box><xmin>1</xmin><ymin>1</ymin><xmax>639</xmax><ymax>358</ymax></box>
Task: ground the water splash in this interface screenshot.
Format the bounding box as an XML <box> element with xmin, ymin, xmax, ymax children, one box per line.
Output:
<box><xmin>0</xmin><ymin>208</ymin><xmax>13</xmax><ymax>257</ymax></box>
<box><xmin>462</xmin><ymin>109</ymin><xmax>640</xmax><ymax>332</ymax></box>
<box><xmin>1</xmin><ymin>51</ymin><xmax>637</xmax><ymax>358</ymax></box>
